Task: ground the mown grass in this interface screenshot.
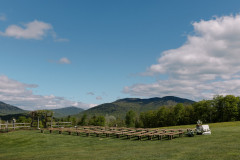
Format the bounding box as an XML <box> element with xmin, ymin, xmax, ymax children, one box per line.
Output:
<box><xmin>0</xmin><ymin>121</ymin><xmax>240</xmax><ymax>160</ymax></box>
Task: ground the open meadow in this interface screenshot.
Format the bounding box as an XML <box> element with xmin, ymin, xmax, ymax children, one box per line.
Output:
<box><xmin>0</xmin><ymin>121</ymin><xmax>240</xmax><ymax>160</ymax></box>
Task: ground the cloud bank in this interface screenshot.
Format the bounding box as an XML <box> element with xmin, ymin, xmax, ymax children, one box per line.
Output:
<box><xmin>124</xmin><ymin>14</ymin><xmax>240</xmax><ymax>100</ymax></box>
<box><xmin>0</xmin><ymin>75</ymin><xmax>94</xmax><ymax>110</ymax></box>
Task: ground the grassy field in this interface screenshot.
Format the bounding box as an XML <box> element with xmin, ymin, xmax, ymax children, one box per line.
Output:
<box><xmin>0</xmin><ymin>122</ymin><xmax>240</xmax><ymax>160</ymax></box>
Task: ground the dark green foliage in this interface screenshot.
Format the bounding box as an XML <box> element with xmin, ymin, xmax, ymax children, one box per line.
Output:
<box><xmin>78</xmin><ymin>114</ymin><xmax>88</xmax><ymax>126</ymax></box>
<box><xmin>138</xmin><ymin>95</ymin><xmax>240</xmax><ymax>128</ymax></box>
<box><xmin>192</xmin><ymin>100</ymin><xmax>213</xmax><ymax>122</ymax></box>
<box><xmin>17</xmin><ymin>116</ymin><xmax>31</xmax><ymax>123</ymax></box>
<box><xmin>0</xmin><ymin>113</ymin><xmax>30</xmax><ymax>121</ymax></box>
<box><xmin>212</xmin><ymin>95</ymin><xmax>239</xmax><ymax>122</ymax></box>
<box><xmin>156</xmin><ymin>106</ymin><xmax>169</xmax><ymax>126</ymax></box>
<box><xmin>140</xmin><ymin>110</ymin><xmax>156</xmax><ymax>128</ymax></box>
<box><xmin>88</xmin><ymin>115</ymin><xmax>105</xmax><ymax>126</ymax></box>
<box><xmin>125</xmin><ymin>110</ymin><xmax>136</xmax><ymax>127</ymax></box>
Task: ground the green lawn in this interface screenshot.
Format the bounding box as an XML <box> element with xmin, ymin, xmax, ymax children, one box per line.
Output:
<box><xmin>0</xmin><ymin>122</ymin><xmax>240</xmax><ymax>160</ymax></box>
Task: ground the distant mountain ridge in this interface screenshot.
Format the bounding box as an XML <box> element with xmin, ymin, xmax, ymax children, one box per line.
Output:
<box><xmin>115</xmin><ymin>96</ymin><xmax>194</xmax><ymax>104</ymax></box>
<box><xmin>0</xmin><ymin>101</ymin><xmax>27</xmax><ymax>115</ymax></box>
<box><xmin>0</xmin><ymin>101</ymin><xmax>84</xmax><ymax>119</ymax></box>
<box><xmin>51</xmin><ymin>106</ymin><xmax>84</xmax><ymax>118</ymax></box>
<box><xmin>79</xmin><ymin>96</ymin><xmax>195</xmax><ymax>118</ymax></box>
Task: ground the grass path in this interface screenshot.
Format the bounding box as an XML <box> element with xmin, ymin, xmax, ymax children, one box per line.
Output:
<box><xmin>0</xmin><ymin>122</ymin><xmax>240</xmax><ymax>160</ymax></box>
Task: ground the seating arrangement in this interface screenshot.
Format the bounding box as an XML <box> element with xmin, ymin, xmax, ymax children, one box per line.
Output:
<box><xmin>40</xmin><ymin>126</ymin><xmax>187</xmax><ymax>141</ymax></box>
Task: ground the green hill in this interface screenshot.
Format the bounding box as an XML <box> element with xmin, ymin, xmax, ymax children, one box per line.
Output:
<box><xmin>0</xmin><ymin>101</ymin><xmax>27</xmax><ymax>116</ymax></box>
<box><xmin>51</xmin><ymin>106</ymin><xmax>84</xmax><ymax>118</ymax></box>
<box><xmin>79</xmin><ymin>96</ymin><xmax>195</xmax><ymax>118</ymax></box>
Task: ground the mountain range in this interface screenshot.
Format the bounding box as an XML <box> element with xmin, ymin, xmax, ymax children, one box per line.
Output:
<box><xmin>78</xmin><ymin>96</ymin><xmax>195</xmax><ymax>118</ymax></box>
<box><xmin>0</xmin><ymin>101</ymin><xmax>84</xmax><ymax>119</ymax></box>
<box><xmin>0</xmin><ymin>101</ymin><xmax>27</xmax><ymax>116</ymax></box>
<box><xmin>0</xmin><ymin>96</ymin><xmax>195</xmax><ymax>120</ymax></box>
<box><xmin>51</xmin><ymin>107</ymin><xmax>84</xmax><ymax>118</ymax></box>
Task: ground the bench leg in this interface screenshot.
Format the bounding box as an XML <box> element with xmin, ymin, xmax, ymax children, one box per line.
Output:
<box><xmin>148</xmin><ymin>135</ymin><xmax>152</xmax><ymax>140</ymax></box>
<box><xmin>168</xmin><ymin>135</ymin><xmax>170</xmax><ymax>140</ymax></box>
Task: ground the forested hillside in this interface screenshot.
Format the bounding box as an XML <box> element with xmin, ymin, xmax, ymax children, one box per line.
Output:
<box><xmin>78</xmin><ymin>96</ymin><xmax>195</xmax><ymax>118</ymax></box>
<box><xmin>51</xmin><ymin>106</ymin><xmax>84</xmax><ymax>118</ymax></box>
<box><xmin>0</xmin><ymin>101</ymin><xmax>27</xmax><ymax>116</ymax></box>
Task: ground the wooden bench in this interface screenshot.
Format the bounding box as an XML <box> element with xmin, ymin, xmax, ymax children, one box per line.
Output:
<box><xmin>154</xmin><ymin>132</ymin><xmax>165</xmax><ymax>140</ymax></box>
<box><xmin>126</xmin><ymin>133</ymin><xmax>134</xmax><ymax>139</ymax></box>
<box><xmin>166</xmin><ymin>131</ymin><xmax>182</xmax><ymax>140</ymax></box>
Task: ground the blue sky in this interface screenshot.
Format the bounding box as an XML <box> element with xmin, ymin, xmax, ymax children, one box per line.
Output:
<box><xmin>1</xmin><ymin>0</ymin><xmax>240</xmax><ymax>110</ymax></box>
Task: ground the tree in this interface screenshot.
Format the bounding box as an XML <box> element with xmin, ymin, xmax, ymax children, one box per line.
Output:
<box><xmin>88</xmin><ymin>115</ymin><xmax>105</xmax><ymax>126</ymax></box>
<box><xmin>78</xmin><ymin>114</ymin><xmax>88</xmax><ymax>126</ymax></box>
<box><xmin>182</xmin><ymin>105</ymin><xmax>195</xmax><ymax>124</ymax></box>
<box><xmin>95</xmin><ymin>116</ymin><xmax>105</xmax><ymax>126</ymax></box>
<box><xmin>70</xmin><ymin>117</ymin><xmax>77</xmax><ymax>126</ymax></box>
<box><xmin>212</xmin><ymin>95</ymin><xmax>239</xmax><ymax>122</ymax></box>
<box><xmin>125</xmin><ymin>110</ymin><xmax>136</xmax><ymax>127</ymax></box>
<box><xmin>212</xmin><ymin>95</ymin><xmax>225</xmax><ymax>122</ymax></box>
<box><xmin>105</xmin><ymin>114</ymin><xmax>116</xmax><ymax>127</ymax></box>
<box><xmin>193</xmin><ymin>100</ymin><xmax>213</xmax><ymax>123</ymax></box>
<box><xmin>156</xmin><ymin>106</ymin><xmax>168</xmax><ymax>127</ymax></box>
<box><xmin>17</xmin><ymin>116</ymin><xmax>27</xmax><ymax>123</ymax></box>
<box><xmin>222</xmin><ymin>95</ymin><xmax>239</xmax><ymax>121</ymax></box>
<box><xmin>139</xmin><ymin>110</ymin><xmax>156</xmax><ymax>128</ymax></box>
<box><xmin>173</xmin><ymin>103</ymin><xmax>185</xmax><ymax>125</ymax></box>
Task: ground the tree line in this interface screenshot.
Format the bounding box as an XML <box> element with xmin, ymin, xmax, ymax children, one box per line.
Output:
<box><xmin>126</xmin><ymin>95</ymin><xmax>240</xmax><ymax>128</ymax></box>
<box><xmin>12</xmin><ymin>95</ymin><xmax>240</xmax><ymax>128</ymax></box>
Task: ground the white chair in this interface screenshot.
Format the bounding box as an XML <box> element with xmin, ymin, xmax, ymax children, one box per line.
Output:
<box><xmin>202</xmin><ymin>125</ymin><xmax>211</xmax><ymax>135</ymax></box>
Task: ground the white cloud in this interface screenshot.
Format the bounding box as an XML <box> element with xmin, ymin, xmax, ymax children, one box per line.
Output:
<box><xmin>0</xmin><ymin>75</ymin><xmax>93</xmax><ymax>110</ymax></box>
<box><xmin>0</xmin><ymin>20</ymin><xmax>52</xmax><ymax>39</ymax></box>
<box><xmin>124</xmin><ymin>14</ymin><xmax>240</xmax><ymax>100</ymax></box>
<box><xmin>0</xmin><ymin>14</ymin><xmax>6</xmax><ymax>21</ymax></box>
<box><xmin>59</xmin><ymin>57</ymin><xmax>71</xmax><ymax>64</ymax></box>
<box><xmin>0</xmin><ymin>20</ymin><xmax>68</xmax><ymax>41</ymax></box>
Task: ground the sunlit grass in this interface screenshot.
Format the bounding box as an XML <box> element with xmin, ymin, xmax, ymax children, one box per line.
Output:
<box><xmin>0</xmin><ymin>121</ymin><xmax>240</xmax><ymax>160</ymax></box>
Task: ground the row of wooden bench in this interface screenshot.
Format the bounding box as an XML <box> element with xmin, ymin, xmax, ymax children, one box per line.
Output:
<box><xmin>40</xmin><ymin>127</ymin><xmax>186</xmax><ymax>140</ymax></box>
